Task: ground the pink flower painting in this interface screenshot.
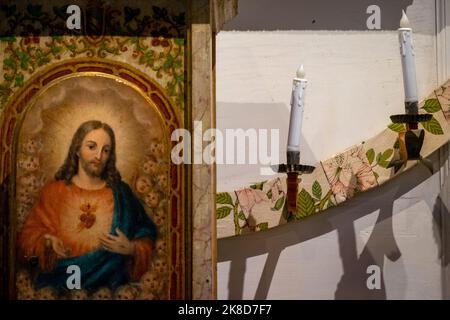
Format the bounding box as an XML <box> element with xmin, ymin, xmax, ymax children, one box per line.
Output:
<box><xmin>322</xmin><ymin>145</ymin><xmax>378</xmax><ymax>203</ymax></box>
<box><xmin>436</xmin><ymin>82</ymin><xmax>450</xmax><ymax>121</ymax></box>
<box><xmin>263</xmin><ymin>177</ymin><xmax>286</xmax><ymax>204</ymax></box>
<box><xmin>235</xmin><ymin>188</ymin><xmax>268</xmax><ymax>214</ymax></box>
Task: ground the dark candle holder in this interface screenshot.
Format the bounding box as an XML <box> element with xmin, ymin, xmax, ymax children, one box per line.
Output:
<box><xmin>388</xmin><ymin>113</ymin><xmax>433</xmax><ymax>174</ymax></box>
<box><xmin>272</xmin><ymin>152</ymin><xmax>315</xmax><ymax>220</ymax></box>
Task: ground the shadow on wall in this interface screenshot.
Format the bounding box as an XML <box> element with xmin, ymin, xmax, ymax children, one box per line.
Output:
<box><xmin>432</xmin><ymin>195</ymin><xmax>450</xmax><ymax>299</ymax></box>
<box><xmin>223</xmin><ymin>0</ymin><xmax>413</xmax><ymax>31</ymax></box>
<box><xmin>333</xmin><ymin>188</ymin><xmax>401</xmax><ymax>299</ymax></box>
<box><xmin>216</xmin><ymin>102</ymin><xmax>317</xmax><ymax>190</ymax></box>
<box><xmin>432</xmin><ymin>144</ymin><xmax>450</xmax><ymax>300</ymax></box>
<box><xmin>218</xmin><ymin>148</ymin><xmax>447</xmax><ymax>299</ymax></box>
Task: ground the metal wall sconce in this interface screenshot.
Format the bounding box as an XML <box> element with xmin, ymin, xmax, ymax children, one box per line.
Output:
<box><xmin>388</xmin><ymin>113</ymin><xmax>433</xmax><ymax>174</ymax></box>
<box><xmin>272</xmin><ymin>151</ymin><xmax>315</xmax><ymax>220</ymax></box>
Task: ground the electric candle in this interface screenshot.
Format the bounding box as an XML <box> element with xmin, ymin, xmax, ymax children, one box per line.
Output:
<box><xmin>399</xmin><ymin>10</ymin><xmax>418</xmax><ymax>115</ymax></box>
<box><xmin>287</xmin><ymin>65</ymin><xmax>307</xmax><ymax>164</ymax></box>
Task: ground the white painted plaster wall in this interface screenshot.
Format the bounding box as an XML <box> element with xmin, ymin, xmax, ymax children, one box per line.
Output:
<box><xmin>216</xmin><ymin>0</ymin><xmax>450</xmax><ymax>299</ymax></box>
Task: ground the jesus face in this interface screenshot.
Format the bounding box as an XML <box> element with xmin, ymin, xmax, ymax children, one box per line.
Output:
<box><xmin>78</xmin><ymin>129</ymin><xmax>112</xmax><ymax>178</ymax></box>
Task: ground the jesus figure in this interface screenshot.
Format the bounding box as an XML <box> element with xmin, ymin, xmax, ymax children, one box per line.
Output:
<box><xmin>18</xmin><ymin>120</ymin><xmax>157</xmax><ymax>293</ymax></box>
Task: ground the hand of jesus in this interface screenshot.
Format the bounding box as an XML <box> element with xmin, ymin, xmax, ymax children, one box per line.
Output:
<box><xmin>44</xmin><ymin>234</ymin><xmax>69</xmax><ymax>258</ymax></box>
<box><xmin>99</xmin><ymin>228</ymin><xmax>136</xmax><ymax>255</ymax></box>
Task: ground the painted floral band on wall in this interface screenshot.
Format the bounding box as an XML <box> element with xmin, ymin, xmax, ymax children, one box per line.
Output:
<box><xmin>217</xmin><ymin>81</ymin><xmax>450</xmax><ymax>239</ymax></box>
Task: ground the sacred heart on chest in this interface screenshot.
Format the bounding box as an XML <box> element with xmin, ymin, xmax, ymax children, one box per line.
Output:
<box><xmin>78</xmin><ymin>202</ymin><xmax>97</xmax><ymax>231</ymax></box>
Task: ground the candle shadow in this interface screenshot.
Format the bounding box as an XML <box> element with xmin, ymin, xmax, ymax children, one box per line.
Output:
<box><xmin>430</xmin><ymin>143</ymin><xmax>450</xmax><ymax>299</ymax></box>
<box><xmin>216</xmin><ymin>101</ymin><xmax>319</xmax><ymax>192</ymax></box>
<box><xmin>431</xmin><ymin>194</ymin><xmax>450</xmax><ymax>299</ymax></box>
<box><xmin>218</xmin><ymin>149</ymin><xmax>444</xmax><ymax>299</ymax></box>
<box><xmin>227</xmin><ymin>255</ymin><xmax>246</xmax><ymax>300</ymax></box>
<box><xmin>224</xmin><ymin>0</ymin><xmax>416</xmax><ymax>32</ymax></box>
<box><xmin>333</xmin><ymin>190</ymin><xmax>401</xmax><ymax>299</ymax></box>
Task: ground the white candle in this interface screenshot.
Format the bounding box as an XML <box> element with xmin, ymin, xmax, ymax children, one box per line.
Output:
<box><xmin>398</xmin><ymin>10</ymin><xmax>418</xmax><ymax>110</ymax></box>
<box><xmin>287</xmin><ymin>65</ymin><xmax>307</xmax><ymax>155</ymax></box>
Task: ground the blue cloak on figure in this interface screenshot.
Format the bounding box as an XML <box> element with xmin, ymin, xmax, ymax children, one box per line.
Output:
<box><xmin>33</xmin><ymin>181</ymin><xmax>157</xmax><ymax>293</ymax></box>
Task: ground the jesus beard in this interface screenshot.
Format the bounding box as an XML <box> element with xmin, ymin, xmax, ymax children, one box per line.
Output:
<box><xmin>80</xmin><ymin>159</ymin><xmax>107</xmax><ymax>178</ymax></box>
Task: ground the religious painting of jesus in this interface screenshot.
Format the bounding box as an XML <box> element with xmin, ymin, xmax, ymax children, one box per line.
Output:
<box><xmin>7</xmin><ymin>66</ymin><xmax>183</xmax><ymax>300</ymax></box>
<box><xmin>18</xmin><ymin>119</ymin><xmax>158</xmax><ymax>296</ymax></box>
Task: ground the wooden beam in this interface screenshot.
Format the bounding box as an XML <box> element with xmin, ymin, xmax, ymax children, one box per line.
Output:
<box><xmin>188</xmin><ymin>0</ymin><xmax>217</xmax><ymax>299</ymax></box>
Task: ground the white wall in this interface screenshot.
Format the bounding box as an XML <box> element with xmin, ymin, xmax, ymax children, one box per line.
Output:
<box><xmin>217</xmin><ymin>0</ymin><xmax>450</xmax><ymax>299</ymax></box>
<box><xmin>218</xmin><ymin>152</ymin><xmax>447</xmax><ymax>299</ymax></box>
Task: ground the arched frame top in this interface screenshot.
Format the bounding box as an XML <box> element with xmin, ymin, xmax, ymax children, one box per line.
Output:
<box><xmin>0</xmin><ymin>58</ymin><xmax>188</xmax><ymax>299</ymax></box>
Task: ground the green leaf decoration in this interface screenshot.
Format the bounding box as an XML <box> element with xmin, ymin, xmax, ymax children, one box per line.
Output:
<box><xmin>318</xmin><ymin>190</ymin><xmax>332</xmax><ymax>211</ymax></box>
<box><xmin>377</xmin><ymin>149</ymin><xmax>393</xmax><ymax>168</ymax></box>
<box><xmin>0</xmin><ymin>9</ymin><xmax>188</xmax><ymax>114</ymax></box>
<box><xmin>0</xmin><ymin>36</ymin><xmax>16</xmax><ymax>43</ymax></box>
<box><xmin>250</xmin><ymin>181</ymin><xmax>265</xmax><ymax>190</ymax></box>
<box><xmin>50</xmin><ymin>45</ymin><xmax>62</xmax><ymax>55</ymax></box>
<box><xmin>378</xmin><ymin>160</ymin><xmax>390</xmax><ymax>169</ymax></box>
<box><xmin>272</xmin><ymin>196</ymin><xmax>285</xmax><ymax>211</ymax></box>
<box><xmin>388</xmin><ymin>123</ymin><xmax>406</xmax><ymax>133</ymax></box>
<box><xmin>381</xmin><ymin>149</ymin><xmax>393</xmax><ymax>162</ymax></box>
<box><xmin>267</xmin><ymin>189</ymin><xmax>273</xmax><ymax>199</ymax></box>
<box><xmin>376</xmin><ymin>152</ymin><xmax>381</xmax><ymax>164</ymax></box>
<box><xmin>312</xmin><ymin>180</ymin><xmax>322</xmax><ymax>200</ymax></box>
<box><xmin>216</xmin><ymin>206</ymin><xmax>232</xmax><ymax>219</ymax></box>
<box><xmin>140</xmin><ymin>51</ymin><xmax>154</xmax><ymax>65</ymax></box>
<box><xmin>174</xmin><ymin>38</ymin><xmax>185</xmax><ymax>46</ymax></box>
<box><xmin>20</xmin><ymin>60</ymin><xmax>28</xmax><ymax>70</ymax></box>
<box><xmin>0</xmin><ymin>84</ymin><xmax>12</xmax><ymax>100</ymax></box>
<box><xmin>366</xmin><ymin>148</ymin><xmax>375</xmax><ymax>165</ymax></box>
<box><xmin>421</xmin><ymin>116</ymin><xmax>444</xmax><ymax>135</ymax></box>
<box><xmin>3</xmin><ymin>57</ymin><xmax>16</xmax><ymax>69</ymax></box>
<box><xmin>296</xmin><ymin>189</ymin><xmax>315</xmax><ymax>219</ymax></box>
<box><xmin>37</xmin><ymin>55</ymin><xmax>50</xmax><ymax>67</ymax></box>
<box><xmin>16</xmin><ymin>50</ymin><xmax>30</xmax><ymax>70</ymax></box>
<box><xmin>393</xmin><ymin>138</ymin><xmax>400</xmax><ymax>149</ymax></box>
<box><xmin>216</xmin><ymin>192</ymin><xmax>233</xmax><ymax>205</ymax></box>
<box><xmin>173</xmin><ymin>59</ymin><xmax>182</xmax><ymax>68</ymax></box>
<box><xmin>326</xmin><ymin>199</ymin><xmax>335</xmax><ymax>209</ymax></box>
<box><xmin>51</xmin><ymin>35</ymin><xmax>63</xmax><ymax>41</ymax></box>
<box><xmin>16</xmin><ymin>52</ymin><xmax>27</xmax><ymax>61</ymax></box>
<box><xmin>175</xmin><ymin>74</ymin><xmax>184</xmax><ymax>82</ymax></box>
<box><xmin>281</xmin><ymin>202</ymin><xmax>291</xmax><ymax>221</ymax></box>
<box><xmin>422</xmin><ymin>98</ymin><xmax>441</xmax><ymax>113</ymax></box>
<box><xmin>14</xmin><ymin>73</ymin><xmax>24</xmax><ymax>87</ymax></box>
<box><xmin>257</xmin><ymin>222</ymin><xmax>268</xmax><ymax>231</ymax></box>
<box><xmin>238</xmin><ymin>210</ymin><xmax>246</xmax><ymax>221</ymax></box>
<box><xmin>163</xmin><ymin>54</ymin><xmax>174</xmax><ymax>71</ymax></box>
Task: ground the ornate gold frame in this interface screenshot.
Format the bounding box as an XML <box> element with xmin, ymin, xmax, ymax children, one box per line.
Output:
<box><xmin>0</xmin><ymin>58</ymin><xmax>189</xmax><ymax>299</ymax></box>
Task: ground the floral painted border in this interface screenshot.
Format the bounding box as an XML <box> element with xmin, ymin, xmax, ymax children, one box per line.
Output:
<box><xmin>217</xmin><ymin>173</ymin><xmax>336</xmax><ymax>238</ymax></box>
<box><xmin>435</xmin><ymin>80</ymin><xmax>450</xmax><ymax>121</ymax></box>
<box><xmin>322</xmin><ymin>145</ymin><xmax>378</xmax><ymax>204</ymax></box>
<box><xmin>0</xmin><ymin>3</ymin><xmax>185</xmax><ymax>113</ymax></box>
<box><xmin>217</xmin><ymin>82</ymin><xmax>450</xmax><ymax>239</ymax></box>
<box><xmin>387</xmin><ymin>97</ymin><xmax>444</xmax><ymax>135</ymax></box>
<box><xmin>295</xmin><ymin>181</ymin><xmax>335</xmax><ymax>220</ymax></box>
<box><xmin>217</xmin><ymin>178</ymin><xmax>286</xmax><ymax>236</ymax></box>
